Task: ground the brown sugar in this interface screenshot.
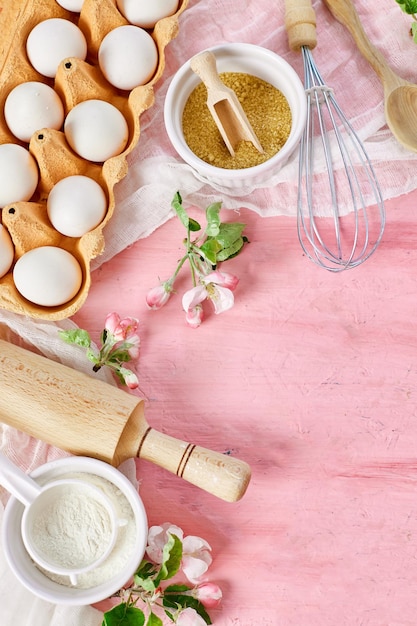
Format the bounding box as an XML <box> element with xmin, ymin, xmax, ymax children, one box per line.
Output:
<box><xmin>182</xmin><ymin>72</ymin><xmax>292</xmax><ymax>169</ymax></box>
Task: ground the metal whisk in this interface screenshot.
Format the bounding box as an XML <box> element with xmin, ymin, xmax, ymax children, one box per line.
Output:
<box><xmin>284</xmin><ymin>0</ymin><xmax>385</xmax><ymax>271</ymax></box>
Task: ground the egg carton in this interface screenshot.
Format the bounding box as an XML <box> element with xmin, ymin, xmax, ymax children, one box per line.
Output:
<box><xmin>0</xmin><ymin>0</ymin><xmax>188</xmax><ymax>320</ymax></box>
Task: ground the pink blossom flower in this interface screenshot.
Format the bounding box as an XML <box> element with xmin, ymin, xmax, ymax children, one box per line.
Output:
<box><xmin>181</xmin><ymin>535</ymin><xmax>212</xmax><ymax>583</ymax></box>
<box><xmin>202</xmin><ymin>270</ymin><xmax>239</xmax><ymax>291</ymax></box>
<box><xmin>146</xmin><ymin>523</ymin><xmax>212</xmax><ymax>583</ymax></box>
<box><xmin>176</xmin><ymin>607</ymin><xmax>207</xmax><ymax>626</ymax></box>
<box><xmin>146</xmin><ymin>523</ymin><xmax>184</xmax><ymax>563</ymax></box>
<box><xmin>121</xmin><ymin>368</ymin><xmax>139</xmax><ymax>390</ymax></box>
<box><xmin>194</xmin><ymin>582</ymin><xmax>222</xmax><ymax>609</ymax></box>
<box><xmin>125</xmin><ymin>333</ymin><xmax>140</xmax><ymax>359</ymax></box>
<box><xmin>182</xmin><ymin>271</ymin><xmax>238</xmax><ymax>317</ymax></box>
<box><xmin>182</xmin><ymin>285</ymin><xmax>207</xmax><ymax>311</ymax></box>
<box><xmin>185</xmin><ymin>304</ymin><xmax>204</xmax><ymax>329</ymax></box>
<box><xmin>146</xmin><ymin>281</ymin><xmax>173</xmax><ymax>310</ymax></box>
<box><xmin>182</xmin><ymin>283</ymin><xmax>233</xmax><ymax>316</ymax></box>
<box><xmin>105</xmin><ymin>312</ymin><xmax>139</xmax><ymax>342</ymax></box>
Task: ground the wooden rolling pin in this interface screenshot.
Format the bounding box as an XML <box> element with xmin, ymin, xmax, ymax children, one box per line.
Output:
<box><xmin>0</xmin><ymin>339</ymin><xmax>251</xmax><ymax>502</ymax></box>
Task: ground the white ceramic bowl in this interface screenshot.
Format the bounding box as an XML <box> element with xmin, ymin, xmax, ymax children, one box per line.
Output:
<box><xmin>164</xmin><ymin>43</ymin><xmax>307</xmax><ymax>190</ymax></box>
<box><xmin>2</xmin><ymin>456</ymin><xmax>148</xmax><ymax>606</ymax></box>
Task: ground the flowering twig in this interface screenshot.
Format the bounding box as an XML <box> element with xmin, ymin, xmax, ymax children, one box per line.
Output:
<box><xmin>58</xmin><ymin>312</ymin><xmax>140</xmax><ymax>389</ymax></box>
<box><xmin>103</xmin><ymin>523</ymin><xmax>222</xmax><ymax>626</ymax></box>
<box><xmin>146</xmin><ymin>192</ymin><xmax>248</xmax><ymax>328</ymax></box>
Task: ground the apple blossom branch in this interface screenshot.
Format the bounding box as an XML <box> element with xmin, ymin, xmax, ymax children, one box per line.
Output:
<box><xmin>103</xmin><ymin>522</ymin><xmax>222</xmax><ymax>626</ymax></box>
<box><xmin>146</xmin><ymin>192</ymin><xmax>248</xmax><ymax>328</ymax></box>
<box><xmin>58</xmin><ymin>312</ymin><xmax>140</xmax><ymax>389</ymax></box>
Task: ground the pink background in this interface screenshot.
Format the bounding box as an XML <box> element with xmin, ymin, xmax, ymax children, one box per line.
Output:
<box><xmin>1</xmin><ymin>1</ymin><xmax>417</xmax><ymax>624</ymax></box>
<box><xmin>73</xmin><ymin>190</ymin><xmax>417</xmax><ymax>625</ymax></box>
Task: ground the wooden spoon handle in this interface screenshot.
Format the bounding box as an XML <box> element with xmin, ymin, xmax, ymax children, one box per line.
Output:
<box><xmin>322</xmin><ymin>0</ymin><xmax>401</xmax><ymax>87</ymax></box>
<box><xmin>284</xmin><ymin>0</ymin><xmax>317</xmax><ymax>51</ymax></box>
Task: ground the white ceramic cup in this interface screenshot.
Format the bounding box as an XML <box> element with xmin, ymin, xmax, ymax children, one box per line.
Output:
<box><xmin>2</xmin><ymin>456</ymin><xmax>148</xmax><ymax>606</ymax></box>
<box><xmin>164</xmin><ymin>43</ymin><xmax>307</xmax><ymax>190</ymax></box>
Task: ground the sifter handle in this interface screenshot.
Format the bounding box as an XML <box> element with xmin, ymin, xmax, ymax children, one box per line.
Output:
<box><xmin>284</xmin><ymin>0</ymin><xmax>317</xmax><ymax>51</ymax></box>
<box><xmin>0</xmin><ymin>452</ymin><xmax>41</xmax><ymax>506</ymax></box>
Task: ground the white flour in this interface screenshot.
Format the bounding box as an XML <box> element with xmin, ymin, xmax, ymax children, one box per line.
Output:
<box><xmin>35</xmin><ymin>472</ymin><xmax>137</xmax><ymax>589</ymax></box>
<box><xmin>32</xmin><ymin>488</ymin><xmax>113</xmax><ymax>569</ymax></box>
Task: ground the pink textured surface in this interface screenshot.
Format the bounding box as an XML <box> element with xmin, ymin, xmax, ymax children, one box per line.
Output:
<box><xmin>1</xmin><ymin>2</ymin><xmax>416</xmax><ymax>624</ymax></box>
<box><xmin>73</xmin><ymin>190</ymin><xmax>417</xmax><ymax>625</ymax></box>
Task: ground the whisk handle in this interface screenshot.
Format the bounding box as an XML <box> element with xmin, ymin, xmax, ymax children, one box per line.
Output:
<box><xmin>284</xmin><ymin>0</ymin><xmax>317</xmax><ymax>51</ymax></box>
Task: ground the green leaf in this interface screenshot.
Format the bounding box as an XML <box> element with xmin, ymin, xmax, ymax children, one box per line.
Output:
<box><xmin>58</xmin><ymin>328</ymin><xmax>91</xmax><ymax>348</ymax></box>
<box><xmin>214</xmin><ymin>222</ymin><xmax>246</xmax><ymax>248</ymax></box>
<box><xmin>163</xmin><ymin>609</ymin><xmax>175</xmax><ymax>623</ymax></box>
<box><xmin>164</xmin><ymin>584</ymin><xmax>190</xmax><ymax>593</ymax></box>
<box><xmin>133</xmin><ymin>560</ymin><xmax>158</xmax><ymax>592</ymax></box>
<box><xmin>146</xmin><ymin>612</ymin><xmax>163</xmax><ymax>626</ymax></box>
<box><xmin>396</xmin><ymin>0</ymin><xmax>417</xmax><ymax>14</ymax></box>
<box><xmin>163</xmin><ymin>585</ymin><xmax>212</xmax><ymax>625</ymax></box>
<box><xmin>199</xmin><ymin>238</ymin><xmax>222</xmax><ymax>265</ymax></box>
<box><xmin>204</xmin><ymin>202</ymin><xmax>222</xmax><ymax>237</ymax></box>
<box><xmin>172</xmin><ymin>190</ymin><xmax>183</xmax><ymax>208</ymax></box>
<box><xmin>102</xmin><ymin>603</ymin><xmax>145</xmax><ymax>626</ymax></box>
<box><xmin>135</xmin><ymin>560</ymin><xmax>157</xmax><ymax>577</ymax></box>
<box><xmin>108</xmin><ymin>349</ymin><xmax>132</xmax><ymax>364</ymax></box>
<box><xmin>133</xmin><ymin>574</ymin><xmax>157</xmax><ymax>593</ymax></box>
<box><xmin>215</xmin><ymin>236</ymin><xmax>244</xmax><ymax>262</ymax></box>
<box><xmin>155</xmin><ymin>533</ymin><xmax>183</xmax><ymax>584</ymax></box>
<box><xmin>171</xmin><ymin>192</ymin><xmax>189</xmax><ymax>229</ymax></box>
<box><xmin>188</xmin><ymin>218</ymin><xmax>202</xmax><ymax>232</ymax></box>
<box><xmin>171</xmin><ymin>192</ymin><xmax>201</xmax><ymax>232</ymax></box>
<box><xmin>412</xmin><ymin>21</ymin><xmax>417</xmax><ymax>42</ymax></box>
<box><xmin>86</xmin><ymin>348</ymin><xmax>99</xmax><ymax>364</ymax></box>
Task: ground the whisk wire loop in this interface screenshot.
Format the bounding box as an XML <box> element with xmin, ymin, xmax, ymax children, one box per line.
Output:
<box><xmin>297</xmin><ymin>47</ymin><xmax>385</xmax><ymax>272</ymax></box>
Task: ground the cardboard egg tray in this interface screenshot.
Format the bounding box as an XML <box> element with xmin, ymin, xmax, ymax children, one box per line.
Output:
<box><xmin>0</xmin><ymin>0</ymin><xmax>188</xmax><ymax>320</ymax></box>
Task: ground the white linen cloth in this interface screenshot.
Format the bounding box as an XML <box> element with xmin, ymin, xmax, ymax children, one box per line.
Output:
<box><xmin>1</xmin><ymin>0</ymin><xmax>417</xmax><ymax>623</ymax></box>
<box><xmin>95</xmin><ymin>0</ymin><xmax>417</xmax><ymax>268</ymax></box>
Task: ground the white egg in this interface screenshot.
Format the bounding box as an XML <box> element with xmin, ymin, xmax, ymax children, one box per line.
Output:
<box><xmin>64</xmin><ymin>99</ymin><xmax>129</xmax><ymax>162</ymax></box>
<box><xmin>26</xmin><ymin>18</ymin><xmax>87</xmax><ymax>78</ymax></box>
<box><xmin>55</xmin><ymin>0</ymin><xmax>84</xmax><ymax>11</ymax></box>
<box><xmin>0</xmin><ymin>225</ymin><xmax>14</xmax><ymax>278</ymax></box>
<box><xmin>116</xmin><ymin>0</ymin><xmax>179</xmax><ymax>29</ymax></box>
<box><xmin>0</xmin><ymin>144</ymin><xmax>39</xmax><ymax>208</ymax></box>
<box><xmin>98</xmin><ymin>25</ymin><xmax>158</xmax><ymax>90</ymax></box>
<box><xmin>47</xmin><ymin>175</ymin><xmax>107</xmax><ymax>237</ymax></box>
<box><xmin>4</xmin><ymin>82</ymin><xmax>65</xmax><ymax>143</ymax></box>
<box><xmin>13</xmin><ymin>246</ymin><xmax>83</xmax><ymax>306</ymax></box>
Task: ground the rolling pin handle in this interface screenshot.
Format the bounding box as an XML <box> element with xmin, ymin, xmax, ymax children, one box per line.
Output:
<box><xmin>137</xmin><ymin>428</ymin><xmax>251</xmax><ymax>503</ymax></box>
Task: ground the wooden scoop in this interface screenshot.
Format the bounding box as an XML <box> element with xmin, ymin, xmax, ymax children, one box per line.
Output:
<box><xmin>0</xmin><ymin>339</ymin><xmax>251</xmax><ymax>503</ymax></box>
<box><xmin>190</xmin><ymin>50</ymin><xmax>264</xmax><ymax>157</ymax></box>
<box><xmin>323</xmin><ymin>0</ymin><xmax>417</xmax><ymax>153</ymax></box>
